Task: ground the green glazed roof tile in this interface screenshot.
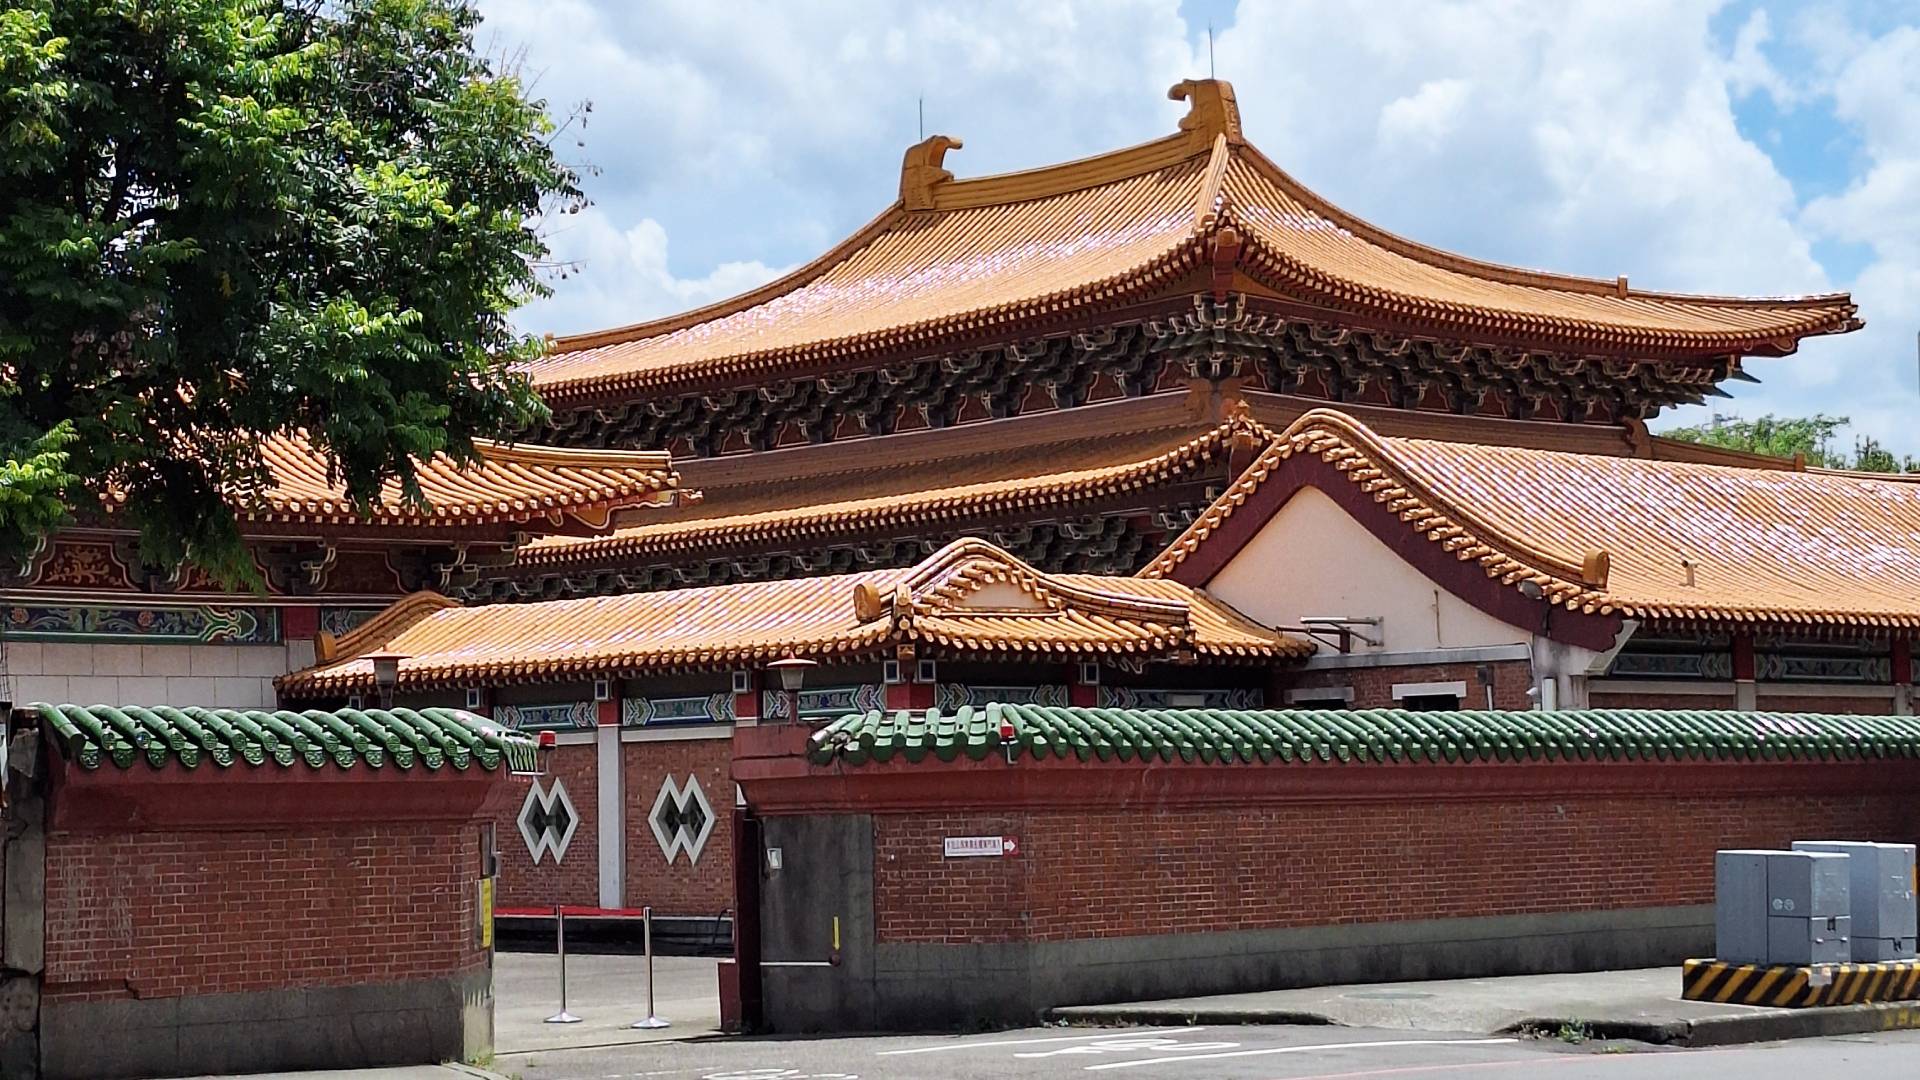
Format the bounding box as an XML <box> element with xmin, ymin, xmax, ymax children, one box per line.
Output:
<box><xmin>808</xmin><ymin>706</ymin><xmax>1920</xmax><ymax>768</ymax></box>
<box><xmin>30</xmin><ymin>703</ymin><xmax>537</xmax><ymax>774</ymax></box>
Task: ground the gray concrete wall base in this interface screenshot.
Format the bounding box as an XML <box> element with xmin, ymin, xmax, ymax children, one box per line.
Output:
<box><xmin>39</xmin><ymin>964</ymin><xmax>493</xmax><ymax>1080</ymax></box>
<box><xmin>766</xmin><ymin>904</ymin><xmax>1712</xmax><ymax>1032</ymax></box>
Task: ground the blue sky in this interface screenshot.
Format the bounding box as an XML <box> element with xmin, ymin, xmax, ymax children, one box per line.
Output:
<box><xmin>480</xmin><ymin>0</ymin><xmax>1920</xmax><ymax>451</ymax></box>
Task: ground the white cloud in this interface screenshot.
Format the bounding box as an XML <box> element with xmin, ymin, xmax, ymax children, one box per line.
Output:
<box><xmin>519</xmin><ymin>209</ymin><xmax>789</xmax><ymax>336</ymax></box>
<box><xmin>484</xmin><ymin>0</ymin><xmax>1198</xmax><ymax>337</ymax></box>
<box><xmin>1377</xmin><ymin>79</ymin><xmax>1473</xmax><ymax>153</ymax></box>
<box><xmin>1725</xmin><ymin>9</ymin><xmax>1799</xmax><ymax>105</ymax></box>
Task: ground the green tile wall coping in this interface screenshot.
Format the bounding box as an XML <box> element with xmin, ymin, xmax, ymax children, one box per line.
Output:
<box><xmin>809</xmin><ymin>705</ymin><xmax>1920</xmax><ymax>767</ymax></box>
<box><xmin>30</xmin><ymin>703</ymin><xmax>539</xmax><ymax>773</ymax></box>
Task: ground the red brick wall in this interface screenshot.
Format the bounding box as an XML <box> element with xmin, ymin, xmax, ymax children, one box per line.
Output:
<box><xmin>44</xmin><ymin>824</ymin><xmax>485</xmax><ymax>1002</ymax></box>
<box><xmin>623</xmin><ymin>737</ymin><xmax>734</xmax><ymax>914</ymax></box>
<box><xmin>871</xmin><ymin>794</ymin><xmax>1920</xmax><ymax>944</ymax></box>
<box><xmin>1281</xmin><ymin>660</ymin><xmax>1533</xmax><ymax>709</ymax></box>
<box><xmin>1589</xmin><ymin>692</ymin><xmax>1737</xmax><ymax>709</ymax></box>
<box><xmin>484</xmin><ymin>743</ymin><xmax>599</xmax><ymax>909</ymax></box>
<box><xmin>1758</xmin><ymin>694</ymin><xmax>1899</xmax><ymax>715</ymax></box>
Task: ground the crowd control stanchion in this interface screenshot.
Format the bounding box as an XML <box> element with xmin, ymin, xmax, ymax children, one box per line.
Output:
<box><xmin>631</xmin><ymin>905</ymin><xmax>671</xmax><ymax>1029</ymax></box>
<box><xmin>545</xmin><ymin>903</ymin><xmax>582</xmax><ymax>1024</ymax></box>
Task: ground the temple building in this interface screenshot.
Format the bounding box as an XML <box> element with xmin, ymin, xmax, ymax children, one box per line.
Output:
<box><xmin>264</xmin><ymin>80</ymin><xmax>1920</xmax><ymax>930</ymax></box>
<box><xmin>0</xmin><ymin>434</ymin><xmax>689</xmax><ymax>710</ymax></box>
<box><xmin>477</xmin><ymin>77</ymin><xmax>1858</xmax><ymax>598</ymax></box>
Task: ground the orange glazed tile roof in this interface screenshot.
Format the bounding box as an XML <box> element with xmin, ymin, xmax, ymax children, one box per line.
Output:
<box><xmin>1145</xmin><ymin>408</ymin><xmax>1920</xmax><ymax>631</ymax></box>
<box><xmin>137</xmin><ymin>433</ymin><xmax>689</xmax><ymax>531</ymax></box>
<box><xmin>278</xmin><ymin>538</ymin><xmax>1309</xmax><ymax>694</ymax></box>
<box><xmin>512</xmin><ymin>412</ymin><xmax>1268</xmax><ymax>569</ymax></box>
<box><xmin>523</xmin><ymin>79</ymin><xmax>1857</xmax><ymax>403</ymax></box>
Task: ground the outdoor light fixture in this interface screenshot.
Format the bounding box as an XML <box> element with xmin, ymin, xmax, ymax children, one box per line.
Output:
<box><xmin>361</xmin><ymin>649</ymin><xmax>410</xmax><ymax>709</ymax></box>
<box><xmin>766</xmin><ymin>655</ymin><xmax>818</xmax><ymax>724</ymax></box>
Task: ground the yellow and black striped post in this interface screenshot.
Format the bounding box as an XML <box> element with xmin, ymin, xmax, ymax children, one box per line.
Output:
<box><xmin>1683</xmin><ymin>958</ymin><xmax>1920</xmax><ymax>1008</ymax></box>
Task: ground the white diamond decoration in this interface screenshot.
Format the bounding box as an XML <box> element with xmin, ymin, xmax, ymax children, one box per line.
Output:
<box><xmin>517</xmin><ymin>778</ymin><xmax>578</xmax><ymax>865</ymax></box>
<box><xmin>649</xmin><ymin>774</ymin><xmax>715</xmax><ymax>865</ymax></box>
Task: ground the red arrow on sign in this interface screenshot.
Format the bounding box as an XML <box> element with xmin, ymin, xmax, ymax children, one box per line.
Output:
<box><xmin>1002</xmin><ymin>837</ymin><xmax>1020</xmax><ymax>856</ymax></box>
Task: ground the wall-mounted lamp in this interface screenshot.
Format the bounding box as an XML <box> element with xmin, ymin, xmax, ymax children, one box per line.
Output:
<box><xmin>766</xmin><ymin>655</ymin><xmax>819</xmax><ymax>724</ymax></box>
<box><xmin>361</xmin><ymin>649</ymin><xmax>410</xmax><ymax>709</ymax></box>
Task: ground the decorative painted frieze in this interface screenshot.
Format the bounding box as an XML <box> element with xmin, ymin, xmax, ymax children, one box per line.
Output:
<box><xmin>1608</xmin><ymin>649</ymin><xmax>1735</xmax><ymax>680</ymax></box>
<box><xmin>1757</xmin><ymin>653</ymin><xmax>1892</xmax><ymax>684</ymax></box>
<box><xmin>1096</xmin><ymin>686</ymin><xmax>1264</xmax><ymax>709</ymax></box>
<box><xmin>761</xmin><ymin>684</ymin><xmax>885</xmax><ymax>722</ymax></box>
<box><xmin>495</xmin><ymin>701</ymin><xmax>597</xmax><ymax>732</ymax></box>
<box><xmin>317</xmin><ymin>607</ymin><xmax>384</xmax><ymax>638</ymax></box>
<box><xmin>934</xmin><ymin>684</ymin><xmax>1068</xmax><ymax>709</ymax></box>
<box><xmin>622</xmin><ymin>693</ymin><xmax>736</xmax><ymax>727</ymax></box>
<box><xmin>1</xmin><ymin>603</ymin><xmax>278</xmax><ymax>644</ymax></box>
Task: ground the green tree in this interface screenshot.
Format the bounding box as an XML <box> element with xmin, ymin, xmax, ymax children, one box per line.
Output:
<box><xmin>1662</xmin><ymin>413</ymin><xmax>1848</xmax><ymax>467</ymax></box>
<box><xmin>0</xmin><ymin>0</ymin><xmax>574</xmax><ymax>581</ymax></box>
<box><xmin>1663</xmin><ymin>414</ymin><xmax>1919</xmax><ymax>474</ymax></box>
<box><xmin>1847</xmin><ymin>436</ymin><xmax>1920</xmax><ymax>475</ymax></box>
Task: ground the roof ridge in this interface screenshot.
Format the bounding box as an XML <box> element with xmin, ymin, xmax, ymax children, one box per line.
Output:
<box><xmin>545</xmin><ymin>202</ymin><xmax>908</xmax><ymax>355</ymax></box>
<box><xmin>1224</xmin><ymin>142</ymin><xmax>1855</xmax><ymax>310</ymax></box>
<box><xmin>470</xmin><ymin>439</ymin><xmax>674</xmax><ymax>470</ymax></box>
<box><xmin>1142</xmin><ymin>408</ymin><xmax>1610</xmax><ymax>602</ymax></box>
<box><xmin>538</xmin><ymin>82</ymin><xmax>1244</xmax><ymax>360</ymax></box>
<box><xmin>1280</xmin><ymin>410</ymin><xmax>1606</xmax><ymax>587</ymax></box>
<box><xmin>317</xmin><ymin>590</ymin><xmax>460</xmax><ymax>664</ymax></box>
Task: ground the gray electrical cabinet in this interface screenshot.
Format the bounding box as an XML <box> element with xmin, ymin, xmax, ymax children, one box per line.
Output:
<box><xmin>1793</xmin><ymin>840</ymin><xmax>1918</xmax><ymax>961</ymax></box>
<box><xmin>1769</xmin><ymin>914</ymin><xmax>1851</xmax><ymax>966</ymax></box>
<box><xmin>1716</xmin><ymin>850</ymin><xmax>1772</xmax><ymax>964</ymax></box>
<box><xmin>1769</xmin><ymin>849</ymin><xmax>1850</xmax><ymax>918</ymax></box>
<box><xmin>1714</xmin><ymin>849</ymin><xmax>1852</xmax><ymax>965</ymax></box>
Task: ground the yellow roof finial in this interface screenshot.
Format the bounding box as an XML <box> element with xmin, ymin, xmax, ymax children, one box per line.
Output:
<box><xmin>900</xmin><ymin>134</ymin><xmax>963</xmax><ymax>211</ymax></box>
<box><xmin>1169</xmin><ymin>78</ymin><xmax>1243</xmax><ymax>150</ymax></box>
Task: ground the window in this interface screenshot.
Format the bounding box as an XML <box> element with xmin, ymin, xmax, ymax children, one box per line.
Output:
<box><xmin>1391</xmin><ymin>680</ymin><xmax>1467</xmax><ymax>712</ymax></box>
<box><xmin>1286</xmin><ymin>687</ymin><xmax>1353</xmax><ymax>708</ymax></box>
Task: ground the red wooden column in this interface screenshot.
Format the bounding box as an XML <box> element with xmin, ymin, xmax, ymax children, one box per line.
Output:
<box><xmin>1068</xmin><ymin>663</ymin><xmax>1099</xmax><ymax>707</ymax></box>
<box><xmin>734</xmin><ymin>669</ymin><xmax>761</xmax><ymax>725</ymax></box>
<box><xmin>1893</xmin><ymin>638</ymin><xmax>1913</xmax><ymax>716</ymax></box>
<box><xmin>1732</xmin><ymin>633</ymin><xmax>1757</xmax><ymax>711</ymax></box>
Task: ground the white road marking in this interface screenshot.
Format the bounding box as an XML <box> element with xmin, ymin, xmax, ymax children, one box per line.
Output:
<box><xmin>1082</xmin><ymin>1036</ymin><xmax>1519</xmax><ymax>1070</ymax></box>
<box><xmin>877</xmin><ymin>1027</ymin><xmax>1208</xmax><ymax>1055</ymax></box>
<box><xmin>1015</xmin><ymin>1036</ymin><xmax>1242</xmax><ymax>1059</ymax></box>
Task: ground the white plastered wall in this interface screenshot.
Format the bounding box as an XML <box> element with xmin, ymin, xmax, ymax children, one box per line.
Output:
<box><xmin>2</xmin><ymin>641</ymin><xmax>301</xmax><ymax>708</ymax></box>
<box><xmin>1205</xmin><ymin>486</ymin><xmax>1531</xmax><ymax>654</ymax></box>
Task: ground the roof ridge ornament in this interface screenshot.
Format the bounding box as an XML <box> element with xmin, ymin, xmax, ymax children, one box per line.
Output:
<box><xmin>900</xmin><ymin>134</ymin><xmax>963</xmax><ymax>211</ymax></box>
<box><xmin>1170</xmin><ymin>78</ymin><xmax>1243</xmax><ymax>150</ymax></box>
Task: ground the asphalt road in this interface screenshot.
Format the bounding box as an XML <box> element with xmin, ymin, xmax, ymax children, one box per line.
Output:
<box><xmin>500</xmin><ymin>1023</ymin><xmax>1920</xmax><ymax>1079</ymax></box>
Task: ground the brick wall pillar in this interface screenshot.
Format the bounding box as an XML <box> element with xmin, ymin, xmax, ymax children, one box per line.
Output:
<box><xmin>597</xmin><ymin>693</ymin><xmax>624</xmax><ymax>908</ymax></box>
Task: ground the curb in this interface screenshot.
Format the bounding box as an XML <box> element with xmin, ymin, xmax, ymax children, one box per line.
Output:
<box><xmin>1046</xmin><ymin>1006</ymin><xmax>1339</xmax><ymax>1028</ymax></box>
<box><xmin>1053</xmin><ymin>998</ymin><xmax>1920</xmax><ymax>1047</ymax></box>
<box><xmin>1502</xmin><ymin>1000</ymin><xmax>1920</xmax><ymax>1047</ymax></box>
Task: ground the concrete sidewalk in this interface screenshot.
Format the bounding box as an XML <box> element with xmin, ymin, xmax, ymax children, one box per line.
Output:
<box><xmin>1049</xmin><ymin>967</ymin><xmax>1920</xmax><ymax>1046</ymax></box>
<box><xmin>494</xmin><ymin>951</ymin><xmax>723</xmax><ymax>1053</ymax></box>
